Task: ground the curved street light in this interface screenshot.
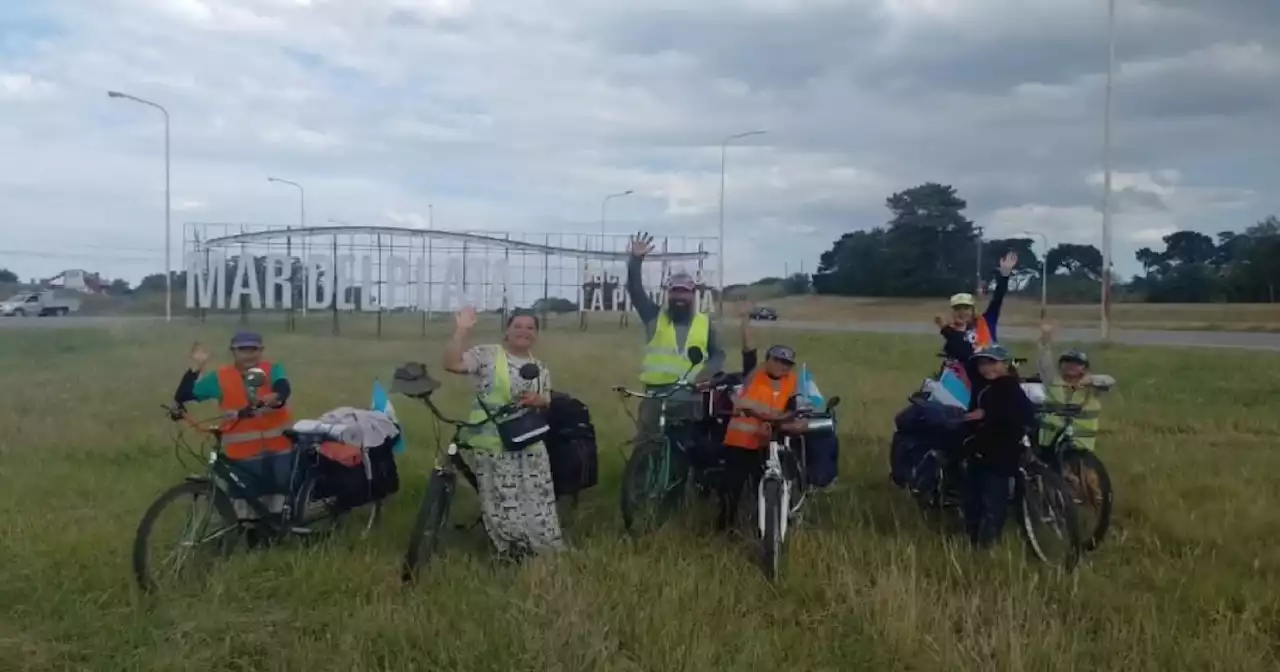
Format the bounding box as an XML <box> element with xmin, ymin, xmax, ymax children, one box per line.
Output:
<box><xmin>717</xmin><ymin>129</ymin><xmax>768</xmax><ymax>320</ymax></box>
<box><xmin>107</xmin><ymin>90</ymin><xmax>172</xmax><ymax>321</ymax></box>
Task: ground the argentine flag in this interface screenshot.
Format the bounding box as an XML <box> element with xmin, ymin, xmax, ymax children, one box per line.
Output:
<box><xmin>926</xmin><ymin>363</ymin><xmax>971</xmax><ymax>409</ymax></box>
<box><xmin>798</xmin><ymin>363</ymin><xmax>827</xmax><ymax>409</ymax></box>
<box><xmin>371</xmin><ymin>379</ymin><xmax>407</xmax><ymax>454</ymax></box>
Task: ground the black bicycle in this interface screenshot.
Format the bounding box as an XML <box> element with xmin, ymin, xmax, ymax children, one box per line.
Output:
<box><xmin>1034</xmin><ymin>401</ymin><xmax>1114</xmax><ymax>552</ymax></box>
<box><xmin>134</xmin><ymin>399</ymin><xmax>380</xmax><ymax>594</ymax></box>
<box><xmin>395</xmin><ymin>362</ymin><xmax>537</xmax><ymax>584</ymax></box>
<box><xmin>909</xmin><ymin>396</ymin><xmax>1083</xmax><ymax>571</ymax></box>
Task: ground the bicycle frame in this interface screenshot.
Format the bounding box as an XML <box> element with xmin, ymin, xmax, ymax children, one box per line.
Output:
<box><xmin>167</xmin><ymin>407</ymin><xmax>311</xmax><ymax>533</ymax></box>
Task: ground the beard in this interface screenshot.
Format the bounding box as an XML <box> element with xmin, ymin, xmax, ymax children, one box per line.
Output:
<box><xmin>667</xmin><ymin>299</ymin><xmax>692</xmax><ymax>320</ymax></box>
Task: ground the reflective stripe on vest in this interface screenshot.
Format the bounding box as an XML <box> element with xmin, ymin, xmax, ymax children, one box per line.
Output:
<box><xmin>217</xmin><ymin>362</ymin><xmax>294</xmax><ymax>460</ymax></box>
<box><xmin>640</xmin><ymin>311</ymin><xmax>709</xmax><ymax>386</ymax></box>
<box><xmin>724</xmin><ymin>370</ymin><xmax>797</xmax><ymax>451</ymax></box>
<box><xmin>1039</xmin><ymin>379</ymin><xmax>1102</xmax><ymax>451</ymax></box>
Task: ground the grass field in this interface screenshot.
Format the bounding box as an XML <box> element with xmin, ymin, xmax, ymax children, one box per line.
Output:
<box><xmin>2</xmin><ymin>318</ymin><xmax>1279</xmax><ymax>671</ymax></box>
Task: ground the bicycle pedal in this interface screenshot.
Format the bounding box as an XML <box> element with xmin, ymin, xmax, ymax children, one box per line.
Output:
<box><xmin>290</xmin><ymin>526</ymin><xmax>314</xmax><ymax>535</ymax></box>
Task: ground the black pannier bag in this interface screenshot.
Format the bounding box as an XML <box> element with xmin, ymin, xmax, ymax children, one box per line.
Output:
<box><xmin>314</xmin><ymin>432</ymin><xmax>402</xmax><ymax>510</ymax></box>
<box><xmin>889</xmin><ymin>399</ymin><xmax>966</xmax><ymax>490</ymax></box>
<box><xmin>544</xmin><ymin>391</ymin><xmax>599</xmax><ymax>499</ymax></box>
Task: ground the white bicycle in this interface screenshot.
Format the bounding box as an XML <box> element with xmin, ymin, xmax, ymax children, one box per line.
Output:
<box><xmin>740</xmin><ymin>397</ymin><xmax>841</xmax><ymax>582</ymax></box>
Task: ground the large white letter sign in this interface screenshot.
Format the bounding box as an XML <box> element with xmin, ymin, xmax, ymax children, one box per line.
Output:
<box><xmin>387</xmin><ymin>255</ymin><xmax>411</xmax><ymax>309</ymax></box>
<box><xmin>229</xmin><ymin>255</ymin><xmax>262</xmax><ymax>310</ymax></box>
<box><xmin>359</xmin><ymin>254</ymin><xmax>378</xmax><ymax>312</ymax></box>
<box><xmin>334</xmin><ymin>255</ymin><xmax>355</xmax><ymax>310</ymax></box>
<box><xmin>441</xmin><ymin>257</ymin><xmax>464</xmax><ymax>312</ymax></box>
<box><xmin>185</xmin><ymin>250</ymin><xmax>226</xmax><ymax>309</ymax></box>
<box><xmin>307</xmin><ymin>256</ymin><xmax>333</xmax><ymax>310</ymax></box>
<box><xmin>263</xmin><ymin>254</ymin><xmax>291</xmax><ymax>310</ymax></box>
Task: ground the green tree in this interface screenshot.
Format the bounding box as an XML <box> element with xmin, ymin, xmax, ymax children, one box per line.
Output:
<box><xmin>0</xmin><ymin>268</ymin><xmax>17</xmax><ymax>284</ymax></box>
<box><xmin>815</xmin><ymin>183</ymin><xmax>977</xmax><ymax>297</ymax></box>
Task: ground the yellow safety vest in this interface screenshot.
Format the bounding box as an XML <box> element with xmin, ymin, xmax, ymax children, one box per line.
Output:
<box><xmin>640</xmin><ymin>311</ymin><xmax>709</xmax><ymax>386</ymax></box>
<box><xmin>464</xmin><ymin>348</ymin><xmax>541</xmax><ymax>454</ymax></box>
<box><xmin>1039</xmin><ymin>376</ymin><xmax>1102</xmax><ymax>451</ymax></box>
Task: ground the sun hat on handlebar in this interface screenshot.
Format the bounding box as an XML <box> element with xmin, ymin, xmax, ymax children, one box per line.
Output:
<box><xmin>390</xmin><ymin>362</ymin><xmax>443</xmax><ymax>398</ymax></box>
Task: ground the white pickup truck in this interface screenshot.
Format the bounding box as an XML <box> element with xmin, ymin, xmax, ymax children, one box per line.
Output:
<box><xmin>0</xmin><ymin>291</ymin><xmax>81</xmax><ymax>317</ymax></box>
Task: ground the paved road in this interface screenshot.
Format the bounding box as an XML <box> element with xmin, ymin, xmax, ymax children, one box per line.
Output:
<box><xmin>4</xmin><ymin>315</ymin><xmax>1279</xmax><ymax>351</ymax></box>
<box><xmin>753</xmin><ymin>319</ymin><xmax>1280</xmax><ymax>351</ymax></box>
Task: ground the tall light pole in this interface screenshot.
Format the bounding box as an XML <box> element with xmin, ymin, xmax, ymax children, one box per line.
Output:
<box><xmin>1022</xmin><ymin>231</ymin><xmax>1050</xmax><ymax>320</ymax></box>
<box><xmin>108</xmin><ymin>90</ymin><xmax>171</xmax><ymax>321</ymax></box>
<box><xmin>975</xmin><ymin>226</ymin><xmax>985</xmax><ymax>297</ymax></box>
<box><xmin>599</xmin><ymin>190</ymin><xmax>633</xmax><ymax>253</ymax></box>
<box><xmin>1100</xmin><ymin>0</ymin><xmax>1117</xmax><ymax>341</ymax></box>
<box><xmin>718</xmin><ymin>129</ymin><xmax>767</xmax><ymax>321</ymax></box>
<box><xmin>268</xmin><ymin>177</ymin><xmax>306</xmax><ymax>317</ymax></box>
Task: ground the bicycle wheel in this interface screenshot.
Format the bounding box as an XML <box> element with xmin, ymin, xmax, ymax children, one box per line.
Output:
<box><xmin>1019</xmin><ymin>463</ymin><xmax>1083</xmax><ymax>571</ymax></box>
<box><xmin>292</xmin><ymin>475</ymin><xmax>367</xmax><ymax>539</ymax></box>
<box><xmin>132</xmin><ymin>480</ymin><xmax>240</xmax><ymax>594</ymax></box>
<box><xmin>620</xmin><ymin>438</ymin><xmax>688</xmax><ymax>537</ymax></box>
<box><xmin>401</xmin><ymin>469</ymin><xmax>456</xmax><ymax>584</ymax></box>
<box><xmin>1059</xmin><ymin>450</ymin><xmax>1113</xmax><ymax>552</ymax></box>
<box><xmin>759</xmin><ymin>478</ymin><xmax>784</xmax><ymax>582</ymax></box>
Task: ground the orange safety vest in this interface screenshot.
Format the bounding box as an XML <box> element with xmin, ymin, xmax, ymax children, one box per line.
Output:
<box><xmin>724</xmin><ymin>369</ymin><xmax>799</xmax><ymax>451</ymax></box>
<box><xmin>216</xmin><ymin>362</ymin><xmax>294</xmax><ymax>461</ymax></box>
<box><xmin>970</xmin><ymin>316</ymin><xmax>993</xmax><ymax>350</ymax></box>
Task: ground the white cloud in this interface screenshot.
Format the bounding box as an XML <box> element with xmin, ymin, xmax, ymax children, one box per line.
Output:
<box><xmin>0</xmin><ymin>0</ymin><xmax>1276</xmax><ymax>286</ymax></box>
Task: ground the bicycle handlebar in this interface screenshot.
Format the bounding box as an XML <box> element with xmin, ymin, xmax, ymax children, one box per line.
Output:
<box><xmin>613</xmin><ymin>372</ymin><xmax>726</xmax><ymax>400</ymax></box>
<box><xmin>412</xmin><ymin>395</ymin><xmax>522</xmax><ymax>429</ymax></box>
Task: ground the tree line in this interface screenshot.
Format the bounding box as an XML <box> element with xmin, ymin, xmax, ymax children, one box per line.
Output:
<box><xmin>813</xmin><ymin>182</ymin><xmax>1280</xmax><ymax>303</ymax></box>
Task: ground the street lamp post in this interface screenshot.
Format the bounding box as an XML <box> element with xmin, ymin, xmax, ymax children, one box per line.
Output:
<box><xmin>718</xmin><ymin>129</ymin><xmax>768</xmax><ymax>322</ymax></box>
<box><xmin>600</xmin><ymin>190</ymin><xmax>633</xmax><ymax>253</ymax></box>
<box><xmin>107</xmin><ymin>90</ymin><xmax>171</xmax><ymax>321</ymax></box>
<box><xmin>268</xmin><ymin>177</ymin><xmax>307</xmax><ymax>318</ymax></box>
<box><xmin>1100</xmin><ymin>0</ymin><xmax>1117</xmax><ymax>341</ymax></box>
<box><xmin>975</xmin><ymin>226</ymin><xmax>985</xmax><ymax>297</ymax></box>
<box><xmin>1022</xmin><ymin>231</ymin><xmax>1050</xmax><ymax>320</ymax></box>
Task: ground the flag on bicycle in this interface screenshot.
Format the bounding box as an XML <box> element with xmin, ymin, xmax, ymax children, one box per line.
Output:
<box><xmin>799</xmin><ymin>363</ymin><xmax>826</xmax><ymax>408</ymax></box>
<box><xmin>371</xmin><ymin>378</ymin><xmax>406</xmax><ymax>454</ymax></box>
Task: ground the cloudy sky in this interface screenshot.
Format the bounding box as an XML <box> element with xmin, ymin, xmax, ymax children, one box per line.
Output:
<box><xmin>2</xmin><ymin>0</ymin><xmax>1277</xmax><ymax>286</ymax></box>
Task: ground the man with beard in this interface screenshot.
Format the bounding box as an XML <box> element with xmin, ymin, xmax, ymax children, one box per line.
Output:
<box><xmin>625</xmin><ymin>231</ymin><xmax>727</xmax><ymax>445</ymax></box>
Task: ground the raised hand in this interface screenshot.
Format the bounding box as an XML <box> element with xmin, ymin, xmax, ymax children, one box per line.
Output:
<box><xmin>998</xmin><ymin>251</ymin><xmax>1018</xmax><ymax>277</ymax></box>
<box><xmin>1039</xmin><ymin>321</ymin><xmax>1054</xmax><ymax>344</ymax></box>
<box><xmin>189</xmin><ymin>341</ymin><xmax>211</xmax><ymax>371</ymax></box>
<box><xmin>629</xmin><ymin>231</ymin><xmax>655</xmax><ymax>259</ymax></box>
<box><xmin>934</xmin><ymin>314</ymin><xmax>947</xmax><ymax>329</ymax></box>
<box><xmin>455</xmin><ymin>306</ymin><xmax>478</xmax><ymax>331</ymax></box>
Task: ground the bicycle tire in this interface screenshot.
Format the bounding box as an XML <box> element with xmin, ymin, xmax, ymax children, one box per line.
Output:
<box><xmin>760</xmin><ymin>478</ymin><xmax>784</xmax><ymax>582</ymax></box>
<box><xmin>401</xmin><ymin>470</ymin><xmax>455</xmax><ymax>584</ymax></box>
<box><xmin>1020</xmin><ymin>463</ymin><xmax>1083</xmax><ymax>571</ymax></box>
<box><xmin>132</xmin><ymin>480</ymin><xmax>239</xmax><ymax>594</ymax></box>
<box><xmin>1060</xmin><ymin>449</ymin><xmax>1113</xmax><ymax>552</ymax></box>
<box><xmin>620</xmin><ymin>438</ymin><xmax>688</xmax><ymax>537</ymax></box>
<box><xmin>292</xmin><ymin>475</ymin><xmax>383</xmax><ymax>538</ymax></box>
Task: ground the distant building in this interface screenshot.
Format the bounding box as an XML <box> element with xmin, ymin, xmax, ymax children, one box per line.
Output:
<box><xmin>47</xmin><ymin>269</ymin><xmax>106</xmax><ymax>295</ymax></box>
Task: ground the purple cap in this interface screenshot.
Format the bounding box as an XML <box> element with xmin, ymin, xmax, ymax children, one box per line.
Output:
<box><xmin>230</xmin><ymin>331</ymin><xmax>263</xmax><ymax>348</ymax></box>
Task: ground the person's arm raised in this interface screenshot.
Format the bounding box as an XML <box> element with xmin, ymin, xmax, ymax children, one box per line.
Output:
<box><xmin>443</xmin><ymin>307</ymin><xmax>478</xmax><ymax>375</ymax></box>
<box><xmin>626</xmin><ymin>232</ymin><xmax>659</xmax><ymax>324</ymax></box>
